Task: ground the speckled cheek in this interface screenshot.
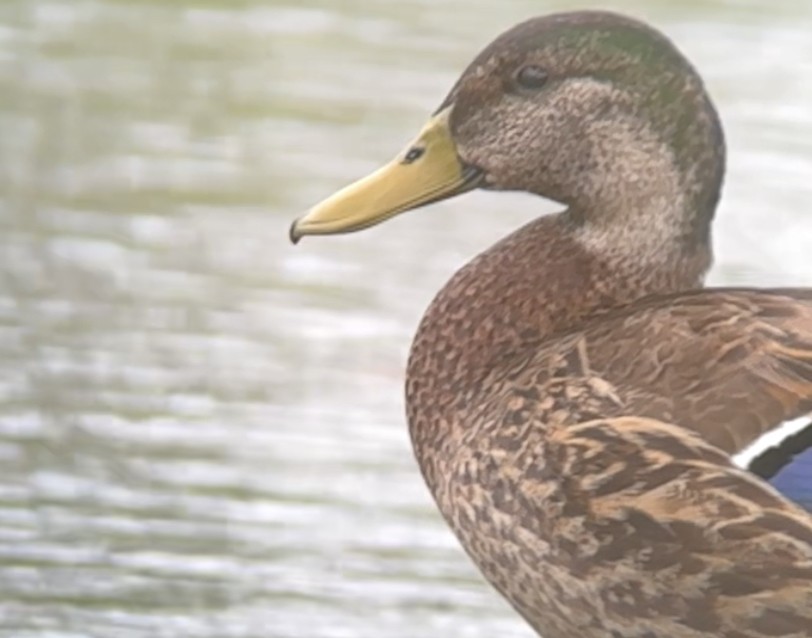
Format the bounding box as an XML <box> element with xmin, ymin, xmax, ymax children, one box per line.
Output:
<box><xmin>454</xmin><ymin>97</ymin><xmax>542</xmax><ymax>190</ymax></box>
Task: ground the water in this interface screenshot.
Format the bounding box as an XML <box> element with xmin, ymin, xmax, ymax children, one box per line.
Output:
<box><xmin>1</xmin><ymin>1</ymin><xmax>811</xmax><ymax>636</ymax></box>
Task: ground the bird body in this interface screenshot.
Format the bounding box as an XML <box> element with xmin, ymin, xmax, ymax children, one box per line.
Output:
<box><xmin>292</xmin><ymin>11</ymin><xmax>812</xmax><ymax>637</ymax></box>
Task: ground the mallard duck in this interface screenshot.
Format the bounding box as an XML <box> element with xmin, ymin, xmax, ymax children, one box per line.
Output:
<box><xmin>290</xmin><ymin>10</ymin><xmax>812</xmax><ymax>638</ymax></box>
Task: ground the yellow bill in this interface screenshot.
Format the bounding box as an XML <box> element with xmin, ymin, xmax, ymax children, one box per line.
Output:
<box><xmin>290</xmin><ymin>106</ymin><xmax>480</xmax><ymax>243</ymax></box>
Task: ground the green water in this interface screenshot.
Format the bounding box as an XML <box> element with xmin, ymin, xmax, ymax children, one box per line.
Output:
<box><xmin>1</xmin><ymin>1</ymin><xmax>811</xmax><ymax>636</ymax></box>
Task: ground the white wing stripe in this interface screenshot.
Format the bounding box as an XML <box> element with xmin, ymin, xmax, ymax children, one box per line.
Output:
<box><xmin>733</xmin><ymin>413</ymin><xmax>812</xmax><ymax>468</ymax></box>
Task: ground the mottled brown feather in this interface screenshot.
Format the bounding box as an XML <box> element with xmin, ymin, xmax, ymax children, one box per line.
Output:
<box><xmin>527</xmin><ymin>289</ymin><xmax>812</xmax><ymax>454</ymax></box>
<box><xmin>442</xmin><ymin>392</ymin><xmax>812</xmax><ymax>637</ymax></box>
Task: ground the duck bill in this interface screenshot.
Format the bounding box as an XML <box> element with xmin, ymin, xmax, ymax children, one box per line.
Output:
<box><xmin>290</xmin><ymin>106</ymin><xmax>480</xmax><ymax>243</ymax></box>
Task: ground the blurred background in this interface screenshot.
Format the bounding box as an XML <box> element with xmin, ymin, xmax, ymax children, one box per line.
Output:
<box><xmin>1</xmin><ymin>0</ymin><xmax>811</xmax><ymax>636</ymax></box>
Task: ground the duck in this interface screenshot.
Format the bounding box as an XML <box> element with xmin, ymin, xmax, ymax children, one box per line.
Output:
<box><xmin>290</xmin><ymin>10</ymin><xmax>812</xmax><ymax>638</ymax></box>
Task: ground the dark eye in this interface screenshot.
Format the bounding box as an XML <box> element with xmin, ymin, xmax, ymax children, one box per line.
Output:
<box><xmin>516</xmin><ymin>65</ymin><xmax>548</xmax><ymax>90</ymax></box>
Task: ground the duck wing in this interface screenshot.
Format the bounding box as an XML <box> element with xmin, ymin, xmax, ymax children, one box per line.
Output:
<box><xmin>452</xmin><ymin>382</ymin><xmax>812</xmax><ymax>637</ymax></box>
<box><xmin>516</xmin><ymin>288</ymin><xmax>812</xmax><ymax>511</ymax></box>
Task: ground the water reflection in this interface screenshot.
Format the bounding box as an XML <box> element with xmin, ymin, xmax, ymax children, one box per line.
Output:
<box><xmin>1</xmin><ymin>1</ymin><xmax>811</xmax><ymax>636</ymax></box>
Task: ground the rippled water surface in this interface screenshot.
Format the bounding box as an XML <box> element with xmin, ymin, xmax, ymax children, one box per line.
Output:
<box><xmin>1</xmin><ymin>1</ymin><xmax>812</xmax><ymax>636</ymax></box>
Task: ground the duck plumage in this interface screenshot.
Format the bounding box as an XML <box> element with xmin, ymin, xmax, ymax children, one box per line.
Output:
<box><xmin>291</xmin><ymin>10</ymin><xmax>812</xmax><ymax>637</ymax></box>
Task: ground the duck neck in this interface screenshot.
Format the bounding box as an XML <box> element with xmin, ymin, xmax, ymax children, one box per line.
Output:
<box><xmin>405</xmin><ymin>210</ymin><xmax>711</xmax><ymax>484</ymax></box>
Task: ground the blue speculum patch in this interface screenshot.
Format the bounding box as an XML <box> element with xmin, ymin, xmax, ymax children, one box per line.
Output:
<box><xmin>770</xmin><ymin>447</ymin><xmax>812</xmax><ymax>512</ymax></box>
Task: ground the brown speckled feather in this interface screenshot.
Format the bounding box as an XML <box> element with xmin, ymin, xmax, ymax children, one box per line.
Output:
<box><xmin>519</xmin><ymin>289</ymin><xmax>812</xmax><ymax>454</ymax></box>
<box><xmin>428</xmin><ymin>306</ymin><xmax>812</xmax><ymax>636</ymax></box>
<box><xmin>446</xmin><ymin>402</ymin><xmax>812</xmax><ymax>637</ymax></box>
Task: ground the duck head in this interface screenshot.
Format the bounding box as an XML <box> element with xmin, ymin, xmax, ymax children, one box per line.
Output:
<box><xmin>291</xmin><ymin>11</ymin><xmax>724</xmax><ymax>251</ymax></box>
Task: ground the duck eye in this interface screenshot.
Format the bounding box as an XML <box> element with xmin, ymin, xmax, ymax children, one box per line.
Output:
<box><xmin>403</xmin><ymin>147</ymin><xmax>425</xmax><ymax>164</ymax></box>
<box><xmin>516</xmin><ymin>65</ymin><xmax>548</xmax><ymax>90</ymax></box>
